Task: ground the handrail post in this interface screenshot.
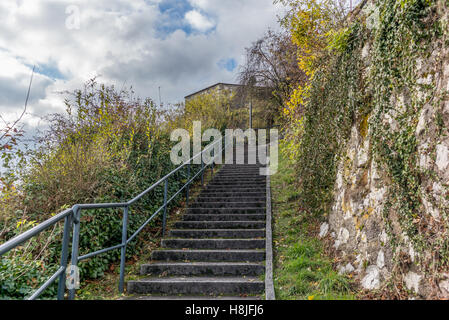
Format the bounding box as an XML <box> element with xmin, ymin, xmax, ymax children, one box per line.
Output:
<box><xmin>211</xmin><ymin>148</ymin><xmax>215</xmax><ymax>177</ymax></box>
<box><xmin>57</xmin><ymin>213</ymin><xmax>72</xmax><ymax>300</ymax></box>
<box><xmin>119</xmin><ymin>206</ymin><xmax>129</xmax><ymax>294</ymax></box>
<box><xmin>201</xmin><ymin>156</ymin><xmax>204</xmax><ymax>186</ymax></box>
<box><xmin>68</xmin><ymin>206</ymin><xmax>81</xmax><ymax>300</ymax></box>
<box><xmin>162</xmin><ymin>179</ymin><xmax>168</xmax><ymax>237</ymax></box>
<box><xmin>186</xmin><ymin>162</ymin><xmax>191</xmax><ymax>206</ymax></box>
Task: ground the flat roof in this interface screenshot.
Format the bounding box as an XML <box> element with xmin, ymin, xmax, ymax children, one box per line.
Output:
<box><xmin>184</xmin><ymin>82</ymin><xmax>242</xmax><ymax>99</ymax></box>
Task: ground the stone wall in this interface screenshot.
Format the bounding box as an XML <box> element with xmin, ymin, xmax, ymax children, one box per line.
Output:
<box><xmin>319</xmin><ymin>0</ymin><xmax>449</xmax><ymax>299</ymax></box>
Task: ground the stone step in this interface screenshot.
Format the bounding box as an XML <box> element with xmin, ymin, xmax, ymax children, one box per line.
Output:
<box><xmin>168</xmin><ymin>229</ymin><xmax>265</xmax><ymax>239</ymax></box>
<box><xmin>216</xmin><ymin>170</ymin><xmax>263</xmax><ymax>173</ymax></box>
<box><xmin>206</xmin><ymin>182</ymin><xmax>266</xmax><ymax>187</ymax></box>
<box><xmin>213</xmin><ymin>174</ymin><xmax>264</xmax><ymax>177</ymax></box>
<box><xmin>173</xmin><ymin>221</ymin><xmax>266</xmax><ymax>229</ymax></box>
<box><xmin>210</xmin><ymin>177</ymin><xmax>266</xmax><ymax>181</ymax></box>
<box><xmin>205</xmin><ymin>186</ymin><xmax>265</xmax><ymax>190</ymax></box>
<box><xmin>127</xmin><ymin>277</ymin><xmax>264</xmax><ymax>295</ymax></box>
<box><xmin>213</xmin><ymin>175</ymin><xmax>267</xmax><ymax>181</ymax></box>
<box><xmin>151</xmin><ymin>249</ymin><xmax>265</xmax><ymax>262</ymax></box>
<box><xmin>213</xmin><ymin>172</ymin><xmax>263</xmax><ymax>176</ymax></box>
<box><xmin>219</xmin><ymin>165</ymin><xmax>264</xmax><ymax>168</ymax></box>
<box><xmin>217</xmin><ymin>169</ymin><xmax>263</xmax><ymax>172</ymax></box>
<box><xmin>161</xmin><ymin>239</ymin><xmax>265</xmax><ymax>249</ymax></box>
<box><xmin>201</xmin><ymin>185</ymin><xmax>266</xmax><ymax>193</ymax></box>
<box><xmin>203</xmin><ymin>181</ymin><xmax>265</xmax><ymax>185</ymax></box>
<box><xmin>184</xmin><ymin>210</ymin><xmax>265</xmax><ymax>216</ymax></box>
<box><xmin>212</xmin><ymin>172</ymin><xmax>265</xmax><ymax>175</ymax></box>
<box><xmin>140</xmin><ymin>262</ymin><xmax>264</xmax><ymax>276</ymax></box>
<box><xmin>198</xmin><ymin>193</ymin><xmax>266</xmax><ymax>199</ymax></box>
<box><xmin>202</xmin><ymin>186</ymin><xmax>266</xmax><ymax>190</ymax></box>
<box><xmin>195</xmin><ymin>196</ymin><xmax>266</xmax><ymax>202</ymax></box>
<box><xmin>194</xmin><ymin>197</ymin><xmax>266</xmax><ymax>203</ymax></box>
<box><xmin>189</xmin><ymin>202</ymin><xmax>265</xmax><ymax>209</ymax></box>
<box><xmin>219</xmin><ymin>164</ymin><xmax>263</xmax><ymax>166</ymax></box>
<box><xmin>208</xmin><ymin>182</ymin><xmax>265</xmax><ymax>186</ymax></box>
<box><xmin>187</xmin><ymin>208</ymin><xmax>265</xmax><ymax>214</ymax></box>
<box><xmin>126</xmin><ymin>295</ymin><xmax>261</xmax><ymax>300</ymax></box>
<box><xmin>126</xmin><ymin>156</ymin><xmax>269</xmax><ymax>300</ymax></box>
<box><xmin>207</xmin><ymin>183</ymin><xmax>266</xmax><ymax>187</ymax></box>
<box><xmin>218</xmin><ymin>169</ymin><xmax>265</xmax><ymax>171</ymax></box>
<box><xmin>182</xmin><ymin>214</ymin><xmax>266</xmax><ymax>221</ymax></box>
<box><xmin>197</xmin><ymin>192</ymin><xmax>266</xmax><ymax>197</ymax></box>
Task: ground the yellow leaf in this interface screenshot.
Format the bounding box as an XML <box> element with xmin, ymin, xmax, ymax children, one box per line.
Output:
<box><xmin>308</xmin><ymin>295</ymin><xmax>315</xmax><ymax>300</ymax></box>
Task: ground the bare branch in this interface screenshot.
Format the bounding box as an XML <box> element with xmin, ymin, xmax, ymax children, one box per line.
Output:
<box><xmin>0</xmin><ymin>65</ymin><xmax>35</xmax><ymax>142</ymax></box>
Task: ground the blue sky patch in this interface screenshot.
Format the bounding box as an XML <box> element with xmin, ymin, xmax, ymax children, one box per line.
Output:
<box><xmin>217</xmin><ymin>58</ymin><xmax>237</xmax><ymax>72</ymax></box>
<box><xmin>154</xmin><ymin>0</ymin><xmax>216</xmax><ymax>37</ymax></box>
<box><xmin>158</xmin><ymin>0</ymin><xmax>193</xmax><ymax>16</ymax></box>
<box><xmin>156</xmin><ymin>0</ymin><xmax>193</xmax><ymax>36</ymax></box>
<box><xmin>32</xmin><ymin>63</ymin><xmax>65</xmax><ymax>80</ymax></box>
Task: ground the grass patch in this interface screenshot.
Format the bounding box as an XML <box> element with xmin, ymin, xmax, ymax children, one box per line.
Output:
<box><xmin>272</xmin><ymin>144</ymin><xmax>355</xmax><ymax>300</ymax></box>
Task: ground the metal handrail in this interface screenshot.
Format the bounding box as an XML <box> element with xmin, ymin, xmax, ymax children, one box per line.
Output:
<box><xmin>0</xmin><ymin>134</ymin><xmax>229</xmax><ymax>300</ymax></box>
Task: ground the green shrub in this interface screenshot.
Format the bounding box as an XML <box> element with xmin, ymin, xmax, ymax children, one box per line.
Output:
<box><xmin>0</xmin><ymin>251</ymin><xmax>59</xmax><ymax>299</ymax></box>
<box><xmin>0</xmin><ymin>79</ymin><xmax>198</xmax><ymax>298</ymax></box>
<box><xmin>0</xmin><ymin>221</ymin><xmax>61</xmax><ymax>299</ymax></box>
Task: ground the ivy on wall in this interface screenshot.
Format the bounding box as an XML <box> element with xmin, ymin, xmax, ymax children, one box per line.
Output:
<box><xmin>292</xmin><ymin>20</ymin><xmax>367</xmax><ymax>218</ymax></box>
<box><xmin>286</xmin><ymin>0</ymin><xmax>449</xmax><ymax>287</ymax></box>
<box><xmin>369</xmin><ymin>0</ymin><xmax>448</xmax><ymax>272</ymax></box>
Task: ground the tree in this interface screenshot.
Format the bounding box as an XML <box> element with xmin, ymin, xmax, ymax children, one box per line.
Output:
<box><xmin>238</xmin><ymin>30</ymin><xmax>307</xmax><ymax>115</ymax></box>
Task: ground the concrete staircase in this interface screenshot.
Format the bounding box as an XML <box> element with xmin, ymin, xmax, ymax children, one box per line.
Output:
<box><xmin>127</xmin><ymin>162</ymin><xmax>267</xmax><ymax>299</ymax></box>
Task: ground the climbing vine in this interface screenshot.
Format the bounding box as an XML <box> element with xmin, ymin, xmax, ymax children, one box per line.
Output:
<box><xmin>282</xmin><ymin>0</ymin><xmax>449</xmax><ymax>293</ymax></box>
<box><xmin>288</xmin><ymin>19</ymin><xmax>368</xmax><ymax>217</ymax></box>
<box><xmin>369</xmin><ymin>0</ymin><xmax>449</xmax><ymax>272</ymax></box>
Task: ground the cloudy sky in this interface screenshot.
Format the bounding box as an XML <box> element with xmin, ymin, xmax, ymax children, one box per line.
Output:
<box><xmin>0</xmin><ymin>0</ymin><xmax>283</xmax><ymax>132</ymax></box>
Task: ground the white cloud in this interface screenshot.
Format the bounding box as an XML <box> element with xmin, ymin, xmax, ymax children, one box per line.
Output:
<box><xmin>0</xmin><ymin>0</ymin><xmax>282</xmax><ymax>134</ymax></box>
<box><xmin>189</xmin><ymin>0</ymin><xmax>210</xmax><ymax>10</ymax></box>
<box><xmin>185</xmin><ymin>10</ymin><xmax>215</xmax><ymax>32</ymax></box>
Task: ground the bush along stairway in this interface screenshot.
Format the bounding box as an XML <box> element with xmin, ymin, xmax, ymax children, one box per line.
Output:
<box><xmin>126</xmin><ymin>161</ymin><xmax>268</xmax><ymax>299</ymax></box>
